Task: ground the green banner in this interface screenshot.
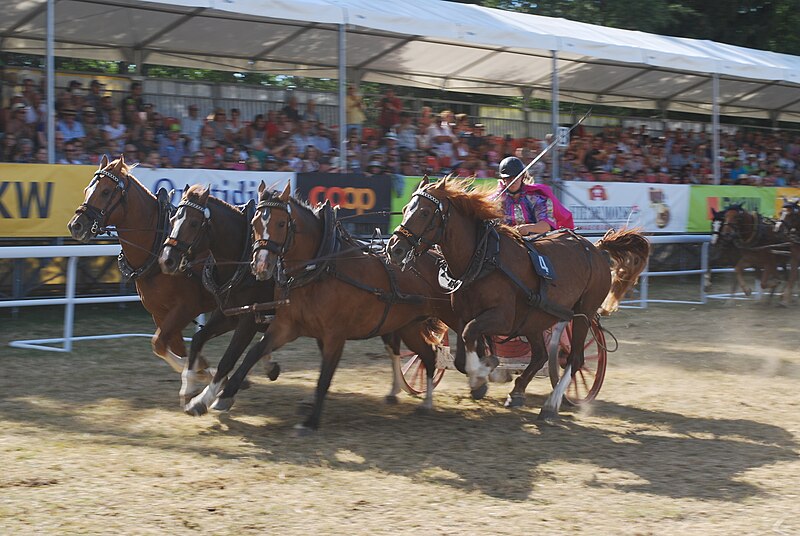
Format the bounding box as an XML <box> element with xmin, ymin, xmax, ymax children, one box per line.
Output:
<box><xmin>390</xmin><ymin>177</ymin><xmax>499</xmax><ymax>231</ymax></box>
<box><xmin>687</xmin><ymin>185</ymin><xmax>777</xmax><ymax>232</ymax></box>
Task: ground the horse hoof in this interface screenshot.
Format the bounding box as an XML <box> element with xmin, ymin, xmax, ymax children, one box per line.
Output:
<box><xmin>384</xmin><ymin>395</ymin><xmax>399</xmax><ymax>405</ymax></box>
<box><xmin>504</xmin><ymin>394</ymin><xmax>525</xmax><ymax>408</ymax></box>
<box><xmin>240</xmin><ymin>378</ymin><xmax>252</xmax><ymax>391</ymax></box>
<box><xmin>211</xmin><ymin>397</ymin><xmax>234</xmax><ymax>412</ymax></box>
<box><xmin>537</xmin><ymin>408</ymin><xmax>559</xmax><ymax>421</ymax></box>
<box><xmin>266</xmin><ymin>362</ymin><xmax>281</xmax><ymax>381</ymax></box>
<box><xmin>293</xmin><ymin>423</ymin><xmax>315</xmax><ymax>437</ymax></box>
<box><xmin>184</xmin><ymin>401</ymin><xmax>207</xmax><ymax>417</ymax></box>
<box><xmin>414</xmin><ymin>404</ymin><xmax>432</xmax><ymax>414</ymax></box>
<box><xmin>471</xmin><ymin>383</ymin><xmax>489</xmax><ymax>400</ymax></box>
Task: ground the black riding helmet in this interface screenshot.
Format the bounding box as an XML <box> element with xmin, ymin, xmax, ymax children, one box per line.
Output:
<box><xmin>498</xmin><ymin>156</ymin><xmax>526</xmax><ymax>180</ymax></box>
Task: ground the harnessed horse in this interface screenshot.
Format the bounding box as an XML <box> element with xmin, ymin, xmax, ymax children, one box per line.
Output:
<box><xmin>775</xmin><ymin>199</ymin><xmax>800</xmax><ymax>305</ymax></box>
<box><xmin>386</xmin><ymin>177</ymin><xmax>649</xmax><ymax>419</ymax></box>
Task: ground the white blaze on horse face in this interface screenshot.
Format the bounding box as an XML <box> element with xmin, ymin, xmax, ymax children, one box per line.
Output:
<box><xmin>711</xmin><ymin>220</ymin><xmax>721</xmax><ymax>244</ymax></box>
<box><xmin>253</xmin><ymin>210</ymin><xmax>272</xmax><ymax>274</ymax></box>
<box><xmin>84</xmin><ymin>179</ymin><xmax>99</xmax><ymax>202</ymax></box>
<box><xmin>400</xmin><ymin>196</ymin><xmax>420</xmax><ymax>227</ymax></box>
<box><xmin>775</xmin><ymin>208</ymin><xmax>789</xmax><ymax>232</ymax></box>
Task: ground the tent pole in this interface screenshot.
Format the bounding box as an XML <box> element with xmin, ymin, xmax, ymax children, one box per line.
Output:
<box><xmin>46</xmin><ymin>0</ymin><xmax>55</xmax><ymax>164</ymax></box>
<box><xmin>338</xmin><ymin>23</ymin><xmax>347</xmax><ymax>173</ymax></box>
<box><xmin>551</xmin><ymin>50</ymin><xmax>559</xmax><ymax>182</ymax></box>
<box><xmin>712</xmin><ymin>73</ymin><xmax>720</xmax><ymax>185</ymax></box>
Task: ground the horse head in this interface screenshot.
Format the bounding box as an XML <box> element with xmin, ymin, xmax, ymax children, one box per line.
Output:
<box><xmin>775</xmin><ymin>197</ymin><xmax>800</xmax><ymax>235</ymax></box>
<box><xmin>251</xmin><ymin>180</ymin><xmax>294</xmax><ymax>281</ymax></box>
<box><xmin>68</xmin><ymin>154</ymin><xmax>132</xmax><ymax>242</ymax></box>
<box><xmin>386</xmin><ymin>176</ymin><xmax>449</xmax><ymax>268</ymax></box>
<box><xmin>159</xmin><ymin>184</ymin><xmax>211</xmax><ymax>275</ymax></box>
<box><xmin>718</xmin><ymin>203</ymin><xmax>747</xmax><ymax>244</ymax></box>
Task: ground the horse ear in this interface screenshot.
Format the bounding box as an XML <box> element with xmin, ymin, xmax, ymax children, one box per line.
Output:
<box><xmin>183</xmin><ymin>184</ymin><xmax>189</xmax><ymax>194</ymax></box>
<box><xmin>258</xmin><ymin>180</ymin><xmax>267</xmax><ymax>195</ymax></box>
<box><xmin>418</xmin><ymin>175</ymin><xmax>429</xmax><ymax>189</ymax></box>
<box><xmin>710</xmin><ymin>208</ymin><xmax>718</xmax><ymax>218</ymax></box>
<box><xmin>119</xmin><ymin>153</ymin><xmax>125</xmax><ymax>165</ymax></box>
<box><xmin>279</xmin><ymin>180</ymin><xmax>291</xmax><ymax>201</ymax></box>
<box><xmin>99</xmin><ymin>154</ymin><xmax>109</xmax><ymax>169</ymax></box>
<box><xmin>199</xmin><ymin>184</ymin><xmax>211</xmax><ymax>203</ymax></box>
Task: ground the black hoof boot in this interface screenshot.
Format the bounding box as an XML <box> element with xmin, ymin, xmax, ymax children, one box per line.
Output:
<box><xmin>384</xmin><ymin>395</ymin><xmax>399</xmax><ymax>405</ymax></box>
<box><xmin>504</xmin><ymin>393</ymin><xmax>525</xmax><ymax>408</ymax></box>
<box><xmin>211</xmin><ymin>397</ymin><xmax>234</xmax><ymax>412</ymax></box>
<box><xmin>267</xmin><ymin>362</ymin><xmax>281</xmax><ymax>381</ymax></box>
<box><xmin>537</xmin><ymin>408</ymin><xmax>559</xmax><ymax>421</ymax></box>
<box><xmin>471</xmin><ymin>382</ymin><xmax>489</xmax><ymax>400</ymax></box>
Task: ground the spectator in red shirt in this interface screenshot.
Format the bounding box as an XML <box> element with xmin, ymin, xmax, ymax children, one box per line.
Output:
<box><xmin>378</xmin><ymin>88</ymin><xmax>402</xmax><ymax>136</ymax></box>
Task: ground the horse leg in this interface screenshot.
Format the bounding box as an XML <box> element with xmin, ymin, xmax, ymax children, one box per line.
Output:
<box><xmin>151</xmin><ymin>307</ymin><xmax>195</xmax><ymax>373</ymax></box>
<box><xmin>453</xmin><ymin>321</ymin><xmax>467</xmax><ymax>375</ymax></box>
<box><xmin>539</xmin><ymin>316</ymin><xmax>591</xmax><ymax>420</ymax></box>
<box><xmin>735</xmin><ymin>260</ymin><xmax>751</xmax><ymax>297</ymax></box>
<box><xmin>382</xmin><ymin>332</ymin><xmax>404</xmax><ymax>404</ymax></box>
<box><xmin>181</xmin><ymin>309</ymin><xmax>235</xmax><ymax>404</ymax></box>
<box><xmin>211</xmin><ymin>322</ymin><xmax>294</xmax><ymax>413</ymax></box>
<box><xmin>296</xmin><ymin>336</ymin><xmax>347</xmax><ymax>434</ymax></box>
<box><xmin>504</xmin><ymin>332</ymin><xmax>548</xmax><ymax>408</ymax></box>
<box><xmin>780</xmin><ymin>251</ymin><xmax>798</xmax><ymax>306</ymax></box>
<box><xmin>398</xmin><ymin>323</ymin><xmax>441</xmax><ymax>411</ymax></box>
<box><xmin>462</xmin><ymin>310</ymin><xmax>509</xmax><ymax>400</ymax></box>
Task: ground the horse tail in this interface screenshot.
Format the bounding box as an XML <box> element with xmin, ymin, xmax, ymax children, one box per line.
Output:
<box><xmin>421</xmin><ymin>317</ymin><xmax>448</xmax><ymax>347</ymax></box>
<box><xmin>595</xmin><ymin>228</ymin><xmax>650</xmax><ymax>315</ymax></box>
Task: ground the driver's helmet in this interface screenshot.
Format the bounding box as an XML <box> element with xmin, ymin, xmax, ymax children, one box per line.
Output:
<box><xmin>498</xmin><ymin>156</ymin><xmax>526</xmax><ymax>180</ymax></box>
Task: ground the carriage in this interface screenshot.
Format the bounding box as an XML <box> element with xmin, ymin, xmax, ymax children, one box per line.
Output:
<box><xmin>399</xmin><ymin>322</ymin><xmax>608</xmax><ymax>406</ymax></box>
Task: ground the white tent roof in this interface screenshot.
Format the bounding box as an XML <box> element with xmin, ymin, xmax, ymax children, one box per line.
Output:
<box><xmin>4</xmin><ymin>0</ymin><xmax>800</xmax><ymax>121</ymax></box>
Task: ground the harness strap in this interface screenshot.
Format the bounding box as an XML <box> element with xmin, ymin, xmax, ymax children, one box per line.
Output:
<box><xmin>118</xmin><ymin>188</ymin><xmax>174</xmax><ymax>281</ymax></box>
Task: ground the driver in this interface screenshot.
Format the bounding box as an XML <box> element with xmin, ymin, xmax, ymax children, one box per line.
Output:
<box><xmin>494</xmin><ymin>156</ymin><xmax>574</xmax><ymax>235</ymax></box>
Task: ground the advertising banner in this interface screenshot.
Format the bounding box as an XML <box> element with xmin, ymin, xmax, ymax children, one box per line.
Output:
<box><xmin>0</xmin><ymin>164</ymin><xmax>294</xmax><ymax>238</ymax></box>
<box><xmin>687</xmin><ymin>185</ymin><xmax>777</xmax><ymax>232</ymax></box>
<box><xmin>562</xmin><ymin>182</ymin><xmax>690</xmax><ymax>233</ymax></box>
<box><xmin>0</xmin><ymin>164</ymin><xmax>94</xmax><ymax>238</ymax></box>
<box><xmin>295</xmin><ymin>172</ymin><xmax>391</xmax><ymax>233</ymax></box>
<box><xmin>133</xmin><ymin>168</ymin><xmax>294</xmax><ymax>206</ymax></box>
<box><xmin>390</xmin><ymin>177</ymin><xmax>498</xmax><ymax>231</ymax></box>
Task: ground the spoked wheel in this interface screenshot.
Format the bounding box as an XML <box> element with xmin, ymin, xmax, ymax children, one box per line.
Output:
<box><xmin>399</xmin><ymin>332</ymin><xmax>449</xmax><ymax>396</ymax></box>
<box><xmin>547</xmin><ymin>319</ymin><xmax>607</xmax><ymax>406</ymax></box>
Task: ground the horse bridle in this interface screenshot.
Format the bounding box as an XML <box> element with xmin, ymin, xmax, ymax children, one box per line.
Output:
<box><xmin>163</xmin><ymin>199</ymin><xmax>211</xmax><ymax>270</ymax></box>
<box><xmin>392</xmin><ymin>189</ymin><xmax>449</xmax><ymax>258</ymax></box>
<box><xmin>74</xmin><ymin>168</ymin><xmax>129</xmax><ymax>235</ymax></box>
<box><xmin>252</xmin><ymin>197</ymin><xmax>296</xmax><ymax>257</ymax></box>
<box><xmin>777</xmin><ymin>200</ymin><xmax>800</xmax><ymax>236</ymax></box>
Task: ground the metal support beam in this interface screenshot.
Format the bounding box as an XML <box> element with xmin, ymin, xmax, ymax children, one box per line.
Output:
<box><xmin>46</xmin><ymin>0</ymin><xmax>55</xmax><ymax>164</ymax></box>
<box><xmin>551</xmin><ymin>51</ymin><xmax>560</xmax><ymax>182</ymax></box>
<box><xmin>338</xmin><ymin>24</ymin><xmax>347</xmax><ymax>173</ymax></box>
<box><xmin>712</xmin><ymin>74</ymin><xmax>720</xmax><ymax>185</ymax></box>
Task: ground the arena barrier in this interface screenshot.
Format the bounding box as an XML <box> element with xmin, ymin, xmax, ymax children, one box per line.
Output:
<box><xmin>0</xmin><ymin>235</ymin><xmax>783</xmax><ymax>353</ymax></box>
<box><xmin>1</xmin><ymin>244</ymin><xmax>153</xmax><ymax>352</ymax></box>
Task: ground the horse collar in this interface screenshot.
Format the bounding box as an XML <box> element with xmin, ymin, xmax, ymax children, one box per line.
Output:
<box><xmin>118</xmin><ymin>189</ymin><xmax>172</xmax><ymax>281</ymax></box>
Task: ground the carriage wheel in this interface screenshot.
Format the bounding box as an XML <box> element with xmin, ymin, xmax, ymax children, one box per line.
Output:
<box><xmin>399</xmin><ymin>354</ymin><xmax>446</xmax><ymax>395</ymax></box>
<box><xmin>547</xmin><ymin>319</ymin><xmax>607</xmax><ymax>406</ymax></box>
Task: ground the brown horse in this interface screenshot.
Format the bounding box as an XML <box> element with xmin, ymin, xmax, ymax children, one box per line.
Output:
<box><xmin>775</xmin><ymin>198</ymin><xmax>800</xmax><ymax>306</ymax></box>
<box><xmin>717</xmin><ymin>204</ymin><xmax>784</xmax><ymax>301</ymax></box>
<box><xmin>158</xmin><ymin>185</ymin><xmax>280</xmax><ymax>408</ymax></box>
<box><xmin>194</xmin><ymin>181</ymin><xmax>462</xmax><ymax>433</ymax></box>
<box><xmin>386</xmin><ymin>177</ymin><xmax>649</xmax><ymax>419</ymax></box>
<box><xmin>66</xmin><ymin>156</ymin><xmax>249</xmax><ymax>397</ymax></box>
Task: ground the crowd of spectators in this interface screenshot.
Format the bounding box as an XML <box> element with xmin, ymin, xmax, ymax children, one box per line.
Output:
<box><xmin>1</xmin><ymin>78</ymin><xmax>800</xmax><ymax>187</ymax></box>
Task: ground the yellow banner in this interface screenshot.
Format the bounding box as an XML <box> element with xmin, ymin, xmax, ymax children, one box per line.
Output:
<box><xmin>0</xmin><ymin>164</ymin><xmax>95</xmax><ymax>238</ymax></box>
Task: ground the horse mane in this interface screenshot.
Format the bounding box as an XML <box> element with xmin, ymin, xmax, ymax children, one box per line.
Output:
<box><xmin>184</xmin><ymin>184</ymin><xmax>241</xmax><ymax>215</ymax></box>
<box><xmin>109</xmin><ymin>157</ymin><xmax>155</xmax><ymax>201</ymax></box>
<box><xmin>430</xmin><ymin>177</ymin><xmax>519</xmax><ymax>239</ymax></box>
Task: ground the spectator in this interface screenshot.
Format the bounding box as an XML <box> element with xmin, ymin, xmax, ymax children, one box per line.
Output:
<box><xmin>396</xmin><ymin>112</ymin><xmax>417</xmax><ymax>152</ymax></box>
<box><xmin>1</xmin><ymin>133</ymin><xmax>18</xmax><ymax>162</ymax></box>
<box><xmin>281</xmin><ymin>95</ymin><xmax>301</xmax><ymax>123</ymax></box>
<box><xmin>182</xmin><ymin>104</ymin><xmax>205</xmax><ymax>152</ymax></box>
<box><xmin>242</xmin><ymin>114</ymin><xmax>267</xmax><ymax>147</ymax></box>
<box><xmin>301</xmin><ymin>145</ymin><xmax>321</xmax><ymax>172</ymax></box>
<box><xmin>291</xmin><ymin>120</ymin><xmax>315</xmax><ymax>152</ymax></box>
<box><xmin>364</xmin><ymin>160</ymin><xmax>384</xmax><ymax>177</ymax></box>
<box><xmin>378</xmin><ymin>88</ymin><xmax>402</xmax><ymax>135</ymax></box>
<box><xmin>123</xmin><ymin>81</ymin><xmax>145</xmax><ymax>112</ymax></box>
<box><xmin>345</xmin><ymin>85</ymin><xmax>366</xmax><ymax>140</ymax></box>
<box><xmin>102</xmin><ymin>108</ymin><xmax>127</xmax><ymax>153</ymax></box>
<box><xmin>59</xmin><ymin>141</ymin><xmax>86</xmax><ymax>165</ymax></box>
<box><xmin>303</xmin><ymin>99</ymin><xmax>320</xmax><ymax>123</ymax></box>
<box><xmin>137</xmin><ymin>127</ymin><xmax>160</xmax><ymax>156</ymax></box>
<box><xmin>86</xmin><ymin>79</ymin><xmax>105</xmax><ymax>112</ymax></box>
<box><xmin>57</xmin><ymin>108</ymin><xmax>86</xmax><ymax>143</ymax></box>
<box><xmin>34</xmin><ymin>146</ymin><xmax>48</xmax><ymax>164</ymax></box>
<box><xmin>159</xmin><ymin>124</ymin><xmax>186</xmax><ymax>167</ymax></box>
<box><xmin>81</xmin><ymin>106</ymin><xmax>104</xmax><ymax>155</ymax></box>
<box><xmin>427</xmin><ymin>110</ymin><xmax>456</xmax><ymax>168</ymax></box>
<box><xmin>5</xmin><ymin>103</ymin><xmax>33</xmax><ymax>141</ymax></box>
<box><xmin>228</xmin><ymin>108</ymin><xmax>244</xmax><ymax>144</ymax></box>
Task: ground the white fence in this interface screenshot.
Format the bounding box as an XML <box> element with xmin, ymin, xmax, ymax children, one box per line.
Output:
<box><xmin>2</xmin><ymin>235</ymin><xmax>767</xmax><ymax>353</ymax></box>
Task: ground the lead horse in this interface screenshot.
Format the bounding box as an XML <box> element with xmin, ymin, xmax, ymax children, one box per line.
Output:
<box><xmin>386</xmin><ymin>177</ymin><xmax>649</xmax><ymax>419</ymax></box>
<box><xmin>66</xmin><ymin>156</ymin><xmax>271</xmax><ymax>398</ymax></box>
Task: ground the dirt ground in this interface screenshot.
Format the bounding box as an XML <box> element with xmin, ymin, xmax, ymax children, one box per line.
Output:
<box><xmin>1</xmin><ymin>281</ymin><xmax>799</xmax><ymax>535</ymax></box>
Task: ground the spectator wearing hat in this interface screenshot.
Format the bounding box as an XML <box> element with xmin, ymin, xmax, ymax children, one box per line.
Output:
<box><xmin>364</xmin><ymin>160</ymin><xmax>384</xmax><ymax>177</ymax></box>
<box><xmin>159</xmin><ymin>123</ymin><xmax>187</xmax><ymax>167</ymax></box>
<box><xmin>5</xmin><ymin>103</ymin><xmax>33</xmax><ymax>141</ymax></box>
<box><xmin>181</xmin><ymin>104</ymin><xmax>204</xmax><ymax>140</ymax></box>
<box><xmin>57</xmin><ymin>107</ymin><xmax>85</xmax><ymax>143</ymax></box>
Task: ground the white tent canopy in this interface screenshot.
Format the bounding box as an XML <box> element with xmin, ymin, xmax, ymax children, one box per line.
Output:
<box><xmin>3</xmin><ymin>0</ymin><xmax>800</xmax><ymax>122</ymax></box>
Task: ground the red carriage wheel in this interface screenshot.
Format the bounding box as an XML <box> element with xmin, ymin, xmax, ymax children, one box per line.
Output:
<box><xmin>547</xmin><ymin>319</ymin><xmax>607</xmax><ymax>406</ymax></box>
<box><xmin>399</xmin><ymin>331</ymin><xmax>449</xmax><ymax>396</ymax></box>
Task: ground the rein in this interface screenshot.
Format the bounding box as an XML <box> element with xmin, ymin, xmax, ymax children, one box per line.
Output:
<box><xmin>118</xmin><ymin>188</ymin><xmax>174</xmax><ymax>281</ymax></box>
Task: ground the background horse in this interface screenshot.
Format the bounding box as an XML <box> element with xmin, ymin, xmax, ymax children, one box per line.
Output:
<box><xmin>386</xmin><ymin>177</ymin><xmax>649</xmax><ymax>419</ymax></box>
<box><xmin>716</xmin><ymin>204</ymin><xmax>784</xmax><ymax>301</ymax></box>
<box><xmin>191</xmin><ymin>181</ymin><xmax>462</xmax><ymax>433</ymax></box>
<box><xmin>67</xmin><ymin>156</ymin><xmax>240</xmax><ymax>399</ymax></box>
<box><xmin>158</xmin><ymin>185</ymin><xmax>279</xmax><ymax>408</ymax></box>
<box><xmin>775</xmin><ymin>199</ymin><xmax>800</xmax><ymax>305</ymax></box>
